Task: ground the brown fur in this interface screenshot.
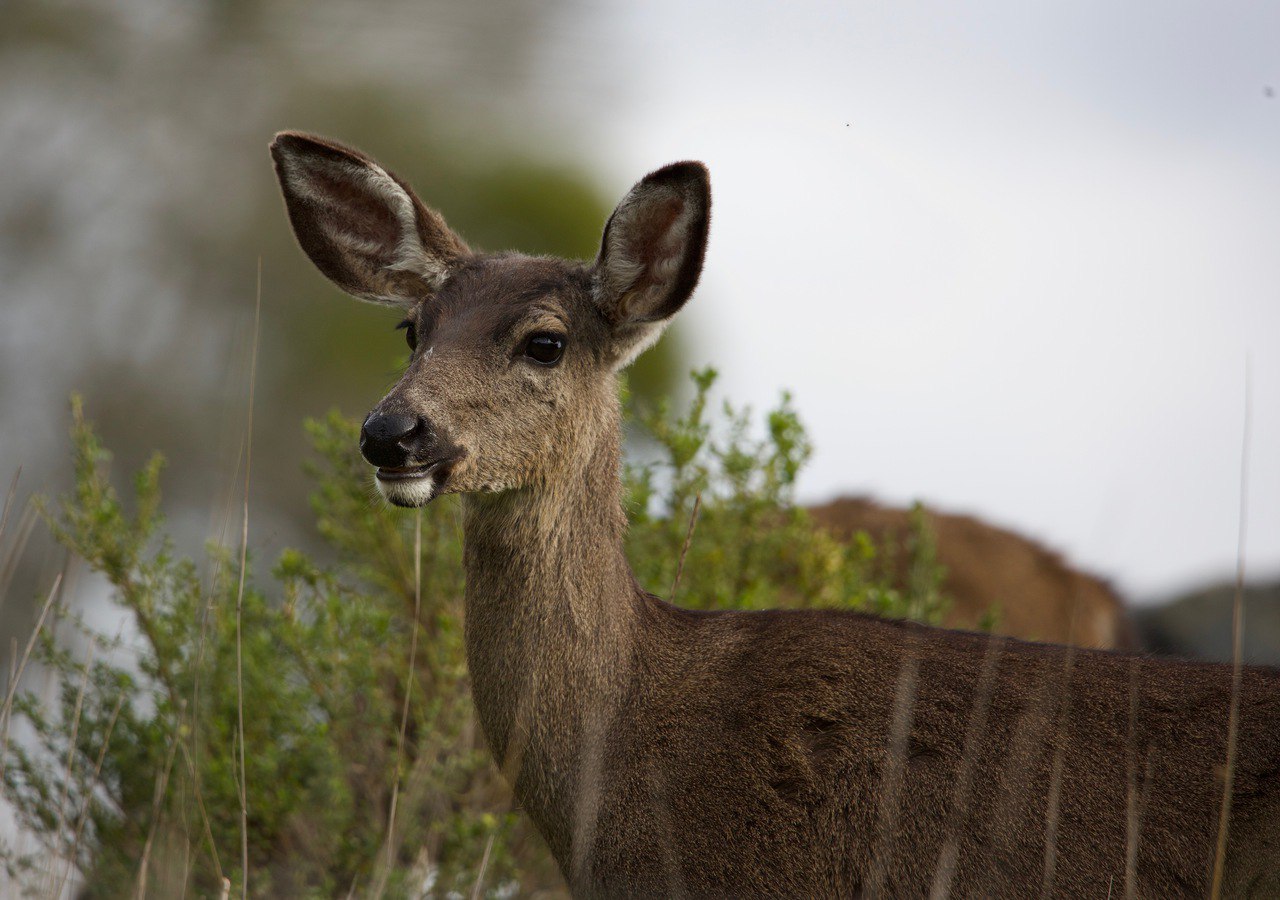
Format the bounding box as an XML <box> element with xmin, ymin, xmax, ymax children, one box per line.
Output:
<box><xmin>272</xmin><ymin>132</ymin><xmax>1280</xmax><ymax>898</ymax></box>
<box><xmin>809</xmin><ymin>496</ymin><xmax>1139</xmax><ymax>650</ymax></box>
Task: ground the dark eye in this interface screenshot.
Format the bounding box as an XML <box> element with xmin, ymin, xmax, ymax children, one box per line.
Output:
<box><xmin>396</xmin><ymin>318</ymin><xmax>417</xmax><ymax>352</ymax></box>
<box><xmin>523</xmin><ymin>332</ymin><xmax>566</xmax><ymax>366</ymax></box>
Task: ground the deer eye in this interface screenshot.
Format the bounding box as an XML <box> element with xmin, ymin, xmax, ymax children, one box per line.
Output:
<box><xmin>396</xmin><ymin>318</ymin><xmax>417</xmax><ymax>351</ymax></box>
<box><xmin>523</xmin><ymin>333</ymin><xmax>566</xmax><ymax>366</ymax></box>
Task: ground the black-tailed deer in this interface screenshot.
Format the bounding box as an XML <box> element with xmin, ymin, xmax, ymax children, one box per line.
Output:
<box><xmin>271</xmin><ymin>132</ymin><xmax>1280</xmax><ymax>898</ymax></box>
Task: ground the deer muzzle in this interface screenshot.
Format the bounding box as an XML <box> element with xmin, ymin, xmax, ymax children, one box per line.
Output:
<box><xmin>360</xmin><ymin>411</ymin><xmax>462</xmax><ymax>506</ymax></box>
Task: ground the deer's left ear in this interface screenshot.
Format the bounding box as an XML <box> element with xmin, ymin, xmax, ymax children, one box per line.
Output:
<box><xmin>271</xmin><ymin>131</ymin><xmax>470</xmax><ymax>307</ymax></box>
<box><xmin>593</xmin><ymin>161</ymin><xmax>710</xmax><ymax>368</ymax></box>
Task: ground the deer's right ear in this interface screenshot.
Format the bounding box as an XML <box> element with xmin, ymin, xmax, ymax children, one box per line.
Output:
<box><xmin>593</xmin><ymin>161</ymin><xmax>710</xmax><ymax>368</ymax></box>
<box><xmin>270</xmin><ymin>132</ymin><xmax>469</xmax><ymax>307</ymax></box>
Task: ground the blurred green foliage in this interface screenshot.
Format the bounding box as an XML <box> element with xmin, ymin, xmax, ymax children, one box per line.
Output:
<box><xmin>256</xmin><ymin>100</ymin><xmax>690</xmax><ymax>417</ymax></box>
<box><xmin>2</xmin><ymin>377</ymin><xmax>947</xmax><ymax>897</ymax></box>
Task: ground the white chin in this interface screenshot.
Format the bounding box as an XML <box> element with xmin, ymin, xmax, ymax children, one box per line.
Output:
<box><xmin>375</xmin><ymin>473</ymin><xmax>438</xmax><ymax>508</ymax></box>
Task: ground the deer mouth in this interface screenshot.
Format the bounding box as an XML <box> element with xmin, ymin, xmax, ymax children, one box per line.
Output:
<box><xmin>374</xmin><ymin>457</ymin><xmax>459</xmax><ymax>508</ymax></box>
<box><xmin>375</xmin><ymin>463</ymin><xmax>437</xmax><ymax>482</ymax></box>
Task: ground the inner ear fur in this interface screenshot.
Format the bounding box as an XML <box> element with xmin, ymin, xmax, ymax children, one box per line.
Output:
<box><xmin>594</xmin><ymin>161</ymin><xmax>711</xmax><ymax>335</ymax></box>
<box><xmin>270</xmin><ymin>131</ymin><xmax>470</xmax><ymax>307</ymax></box>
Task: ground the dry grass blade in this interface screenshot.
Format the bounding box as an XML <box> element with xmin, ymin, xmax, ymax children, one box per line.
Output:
<box><xmin>0</xmin><ymin>467</ymin><xmax>19</xmax><ymax>547</ymax></box>
<box><xmin>0</xmin><ymin>502</ymin><xmax>40</xmax><ymax>615</ymax></box>
<box><xmin>178</xmin><ymin>740</ymin><xmax>224</xmax><ymax>885</ymax></box>
<box><xmin>470</xmin><ymin>831</ymin><xmax>496</xmax><ymax>900</ymax></box>
<box><xmin>1122</xmin><ymin>662</ymin><xmax>1155</xmax><ymax>899</ymax></box>
<box><xmin>45</xmin><ymin>635</ymin><xmax>97</xmax><ymax>896</ymax></box>
<box><xmin>1123</xmin><ymin>657</ymin><xmax>1141</xmax><ymax>899</ymax></box>
<box><xmin>232</xmin><ymin>258</ymin><xmax>263</xmax><ymax>898</ymax></box>
<box><xmin>134</xmin><ymin>717</ymin><xmax>182</xmax><ymax>899</ymax></box>
<box><xmin>182</xmin><ymin>330</ymin><xmax>250</xmax><ymax>898</ymax></box>
<box><xmin>669</xmin><ymin>492</ymin><xmax>702</xmax><ymax>602</ymax></box>
<box><xmin>0</xmin><ymin>571</ymin><xmax>64</xmax><ymax>782</ymax></box>
<box><xmin>928</xmin><ymin>636</ymin><xmax>1004</xmax><ymax>900</ymax></box>
<box><xmin>178</xmin><ymin>798</ymin><xmax>193</xmax><ymax>900</ymax></box>
<box><xmin>1210</xmin><ymin>359</ymin><xmax>1251</xmax><ymax>900</ymax></box>
<box><xmin>371</xmin><ymin>510</ymin><xmax>424</xmax><ymax>899</ymax></box>
<box><xmin>1040</xmin><ymin>635</ymin><xmax>1077</xmax><ymax>898</ymax></box>
<box><xmin>56</xmin><ymin>692</ymin><xmax>126</xmax><ymax>900</ymax></box>
<box><xmin>866</xmin><ymin>644</ymin><xmax>920</xmax><ymax>897</ymax></box>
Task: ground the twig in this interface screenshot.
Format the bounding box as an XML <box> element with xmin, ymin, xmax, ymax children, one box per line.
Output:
<box><xmin>1210</xmin><ymin>358</ymin><xmax>1252</xmax><ymax>899</ymax></box>
<box><xmin>56</xmin><ymin>692</ymin><xmax>127</xmax><ymax>899</ymax></box>
<box><xmin>669</xmin><ymin>493</ymin><xmax>702</xmax><ymax>602</ymax></box>
<box><xmin>0</xmin><ymin>572</ymin><xmax>64</xmax><ymax>781</ymax></box>
<box><xmin>372</xmin><ymin>510</ymin><xmax>424</xmax><ymax>899</ymax></box>
<box><xmin>233</xmin><ymin>258</ymin><xmax>263</xmax><ymax>897</ymax></box>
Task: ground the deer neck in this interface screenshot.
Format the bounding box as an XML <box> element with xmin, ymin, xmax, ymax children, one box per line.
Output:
<box><xmin>460</xmin><ymin>398</ymin><xmax>639</xmax><ymax>847</ymax></box>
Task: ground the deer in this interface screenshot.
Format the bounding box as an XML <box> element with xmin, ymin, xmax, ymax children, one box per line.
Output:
<box><xmin>807</xmin><ymin>497</ymin><xmax>1139</xmax><ymax>650</ymax></box>
<box><xmin>270</xmin><ymin>132</ymin><xmax>1280</xmax><ymax>898</ymax></box>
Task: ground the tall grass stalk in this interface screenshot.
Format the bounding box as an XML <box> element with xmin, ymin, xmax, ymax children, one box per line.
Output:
<box><xmin>45</xmin><ymin>635</ymin><xmax>95</xmax><ymax>895</ymax></box>
<box><xmin>0</xmin><ymin>468</ymin><xmax>19</xmax><ymax>552</ymax></box>
<box><xmin>1210</xmin><ymin>360</ymin><xmax>1252</xmax><ymax>900</ymax></box>
<box><xmin>55</xmin><ymin>692</ymin><xmax>125</xmax><ymax>899</ymax></box>
<box><xmin>0</xmin><ymin>573</ymin><xmax>63</xmax><ymax>783</ymax></box>
<box><xmin>372</xmin><ymin>510</ymin><xmax>424</xmax><ymax>899</ymax></box>
<box><xmin>0</xmin><ymin>504</ymin><xmax>40</xmax><ymax>611</ymax></box>
<box><xmin>232</xmin><ymin>261</ymin><xmax>262</xmax><ymax>898</ymax></box>
<box><xmin>668</xmin><ymin>493</ymin><xmax>701</xmax><ymax>602</ymax></box>
<box><xmin>928</xmin><ymin>636</ymin><xmax>1003</xmax><ymax>900</ymax></box>
<box><xmin>470</xmin><ymin>832</ymin><xmax>495</xmax><ymax>900</ymax></box>
<box><xmin>134</xmin><ymin>718</ymin><xmax>181</xmax><ymax>899</ymax></box>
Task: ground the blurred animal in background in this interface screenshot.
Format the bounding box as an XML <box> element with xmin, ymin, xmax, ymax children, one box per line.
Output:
<box><xmin>1138</xmin><ymin>579</ymin><xmax>1280</xmax><ymax>665</ymax></box>
<box><xmin>809</xmin><ymin>496</ymin><xmax>1138</xmax><ymax>650</ymax></box>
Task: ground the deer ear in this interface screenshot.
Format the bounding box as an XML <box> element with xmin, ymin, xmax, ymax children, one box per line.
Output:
<box><xmin>270</xmin><ymin>132</ymin><xmax>470</xmax><ymax>307</ymax></box>
<box><xmin>593</xmin><ymin>161</ymin><xmax>710</xmax><ymax>367</ymax></box>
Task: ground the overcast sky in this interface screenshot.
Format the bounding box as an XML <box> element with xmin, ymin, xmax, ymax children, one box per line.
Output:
<box><xmin>527</xmin><ymin>1</ymin><xmax>1280</xmax><ymax>601</ymax></box>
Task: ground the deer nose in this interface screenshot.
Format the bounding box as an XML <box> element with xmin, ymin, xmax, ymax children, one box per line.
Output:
<box><xmin>360</xmin><ymin>413</ymin><xmax>425</xmax><ymax>468</ymax></box>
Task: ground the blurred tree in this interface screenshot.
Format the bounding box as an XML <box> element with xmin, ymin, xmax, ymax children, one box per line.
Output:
<box><xmin>0</xmin><ymin>0</ymin><xmax>687</xmax><ymax>661</ymax></box>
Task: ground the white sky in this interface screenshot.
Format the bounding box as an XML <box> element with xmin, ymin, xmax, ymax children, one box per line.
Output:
<box><xmin>528</xmin><ymin>0</ymin><xmax>1280</xmax><ymax>600</ymax></box>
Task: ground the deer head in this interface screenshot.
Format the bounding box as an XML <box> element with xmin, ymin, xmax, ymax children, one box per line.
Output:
<box><xmin>271</xmin><ymin>132</ymin><xmax>710</xmax><ymax>507</ymax></box>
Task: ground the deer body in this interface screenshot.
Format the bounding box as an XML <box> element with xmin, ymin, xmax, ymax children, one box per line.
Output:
<box><xmin>460</xmin><ymin>394</ymin><xmax>1280</xmax><ymax>898</ymax></box>
<box><xmin>271</xmin><ymin>133</ymin><xmax>1280</xmax><ymax>897</ymax></box>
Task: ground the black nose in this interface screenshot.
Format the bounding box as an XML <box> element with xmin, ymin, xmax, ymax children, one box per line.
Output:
<box><xmin>360</xmin><ymin>413</ymin><xmax>425</xmax><ymax>467</ymax></box>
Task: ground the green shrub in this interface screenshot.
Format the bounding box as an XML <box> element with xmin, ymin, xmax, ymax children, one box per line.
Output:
<box><xmin>2</xmin><ymin>373</ymin><xmax>948</xmax><ymax>897</ymax></box>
